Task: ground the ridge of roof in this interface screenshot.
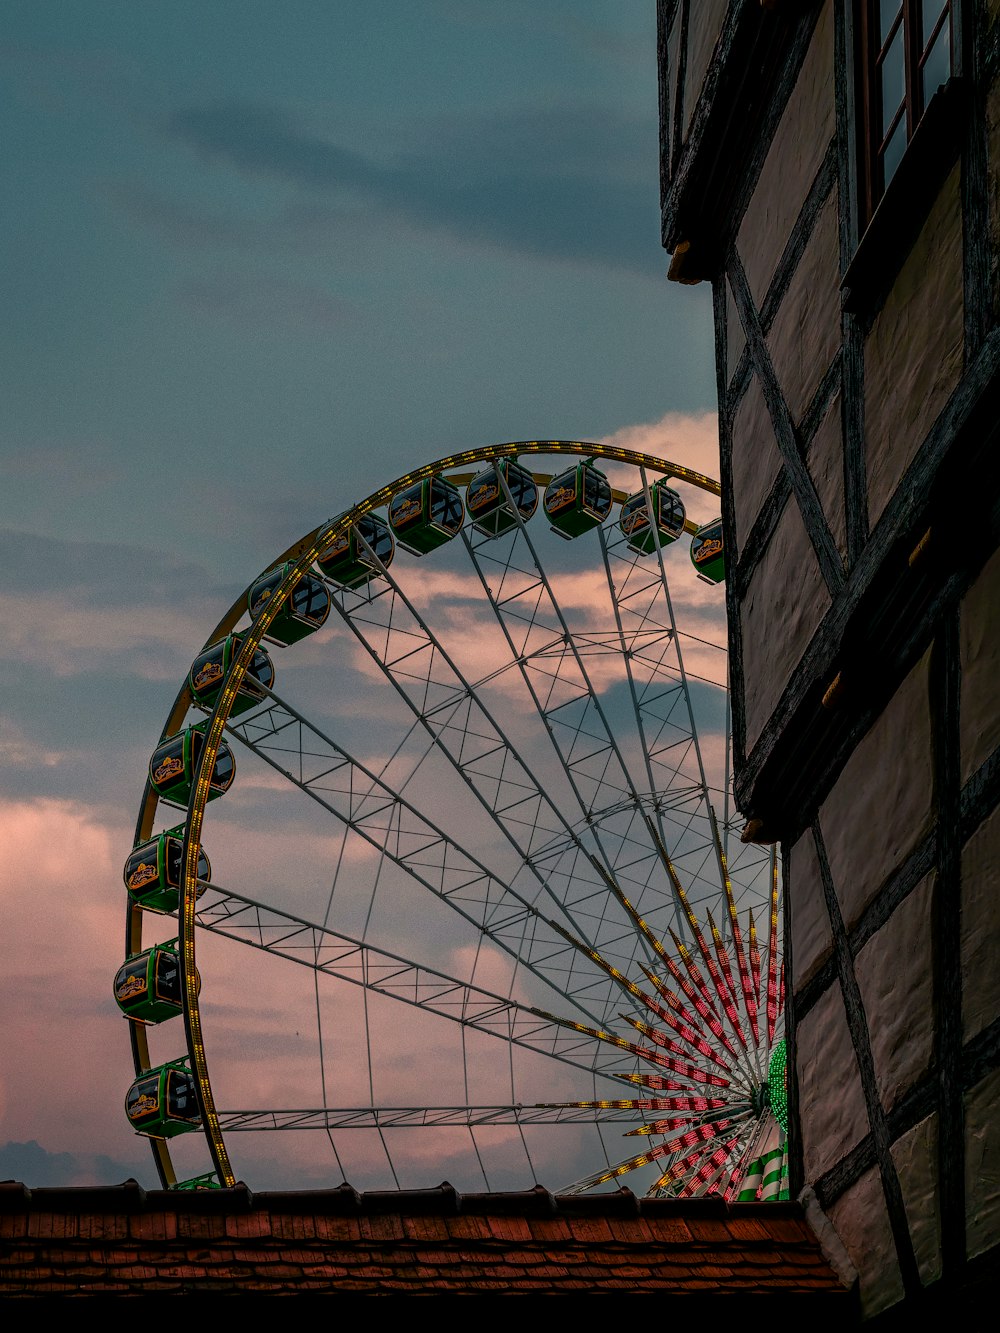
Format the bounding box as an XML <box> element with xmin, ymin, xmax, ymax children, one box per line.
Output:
<box><xmin>0</xmin><ymin>1178</ymin><xmax>811</xmax><ymax>1219</ymax></box>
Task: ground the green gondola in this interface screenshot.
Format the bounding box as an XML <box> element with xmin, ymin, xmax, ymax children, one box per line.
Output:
<box><xmin>689</xmin><ymin>517</ymin><xmax>726</xmax><ymax>584</ymax></box>
<box><xmin>388</xmin><ymin>475</ymin><xmax>464</xmax><ymax>554</ymax></box>
<box><xmin>148</xmin><ymin>723</ymin><xmax>235</xmax><ymax>809</ymax></box>
<box><xmin>317</xmin><ymin>514</ymin><xmax>395</xmax><ymax>586</ymax></box>
<box><xmin>247</xmin><ymin>564</ymin><xmax>331</xmax><ymax>646</ymax></box>
<box><xmin>113</xmin><ymin>941</ymin><xmax>198</xmax><ymax>1024</ymax></box>
<box><xmin>125</xmin><ymin>1058</ymin><xmax>202</xmax><ymax>1140</ymax></box>
<box><xmin>189</xmin><ymin>635</ymin><xmax>275</xmax><ymax>717</ymax></box>
<box><xmin>543</xmin><ymin>459</ymin><xmax>613</xmax><ymax>538</ymax></box>
<box><xmin>172</xmin><ymin>1173</ymin><xmax>222</xmax><ymax>1191</ymax></box>
<box><xmin>619</xmin><ymin>480</ymin><xmax>686</xmax><ymax>555</ymax></box>
<box><xmin>466</xmin><ymin>458</ymin><xmax>537</xmax><ymax>537</ymax></box>
<box><xmin>123</xmin><ymin>828</ymin><xmax>210</xmax><ymax>913</ymax></box>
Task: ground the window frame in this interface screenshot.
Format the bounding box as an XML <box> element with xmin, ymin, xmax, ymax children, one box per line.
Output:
<box><xmin>857</xmin><ymin>0</ymin><xmax>957</xmax><ymax>229</ymax></box>
<box><xmin>842</xmin><ymin>0</ymin><xmax>966</xmax><ymax>313</ymax></box>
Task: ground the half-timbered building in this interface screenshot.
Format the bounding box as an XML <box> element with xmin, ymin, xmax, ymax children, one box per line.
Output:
<box><xmin>659</xmin><ymin>0</ymin><xmax>1000</xmax><ymax>1316</ymax></box>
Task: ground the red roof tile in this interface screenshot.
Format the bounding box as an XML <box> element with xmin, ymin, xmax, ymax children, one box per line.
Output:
<box><xmin>0</xmin><ymin>1179</ymin><xmax>858</xmax><ymax>1300</ymax></box>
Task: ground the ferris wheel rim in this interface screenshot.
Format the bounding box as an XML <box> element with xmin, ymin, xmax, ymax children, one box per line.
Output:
<box><xmin>126</xmin><ymin>439</ymin><xmax>737</xmax><ymax>1192</ymax></box>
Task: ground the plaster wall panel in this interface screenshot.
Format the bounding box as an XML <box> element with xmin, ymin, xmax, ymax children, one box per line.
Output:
<box><xmin>805</xmin><ymin>390</ymin><xmax>847</xmax><ymax>563</ymax></box>
<box><xmin>736</xmin><ymin>0</ymin><xmax>835</xmax><ymax>307</ymax></box>
<box><xmin>964</xmin><ymin>1066</ymin><xmax>1000</xmax><ymax>1260</ymax></box>
<box><xmin>726</xmin><ymin>275</ymin><xmax>746</xmax><ymax>386</ymax></box>
<box><xmin>682</xmin><ymin>2</ymin><xmax>728</xmax><ymax>140</ymax></box>
<box><xmin>827</xmin><ymin>1167</ymin><xmax>903</xmax><ymax>1317</ymax></box>
<box><xmin>818</xmin><ymin>651</ymin><xmax>933</xmax><ymax>931</ymax></box>
<box><xmin>960</xmin><ymin>802</ymin><xmax>1000</xmax><ymax>1043</ymax></box>
<box><xmin>864</xmin><ymin>165</ymin><xmax>964</xmax><ymax>527</ymax></box>
<box><xmin>730</xmin><ymin>371</ymin><xmax>782</xmax><ymax>552</ymax></box>
<box><xmin>741</xmin><ymin>496</ymin><xmax>831</xmax><ymax>752</ymax></box>
<box><xmin>796</xmin><ymin>980</ymin><xmax>870</xmax><ymax>1183</ymax></box>
<box><xmin>765</xmin><ymin>191</ymin><xmax>842</xmax><ymax>426</ymax></box>
<box><xmin>890</xmin><ymin>1113</ymin><xmax>942</xmax><ymax>1287</ymax></box>
<box><xmin>853</xmin><ymin>873</ymin><xmax>935</xmax><ymax>1113</ymax></box>
<box><xmin>959</xmin><ymin>543</ymin><xmax>1000</xmax><ymax>784</ymax></box>
<box><xmin>789</xmin><ymin>828</ymin><xmax>833</xmax><ymax>991</ymax></box>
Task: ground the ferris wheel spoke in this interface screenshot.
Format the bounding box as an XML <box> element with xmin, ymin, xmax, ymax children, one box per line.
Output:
<box><xmin>317</xmin><ymin>519</ymin><xmax>722</xmax><ymax>1022</ymax></box>
<box><xmin>337</xmin><ymin>491</ymin><xmax>741</xmax><ymax>1013</ymax></box>
<box><xmin>459</xmin><ymin>523</ymin><xmax>676</xmax><ymax>968</ymax></box>
<box><xmin>220</xmin><ymin>682</ymin><xmax>682</xmax><ymax>1023</ymax></box>
<box><xmin>560</xmin><ymin>1108</ymin><xmax>754</xmax><ymax>1195</ymax></box>
<box><xmin>217</xmin><ymin>1103</ymin><xmax>646</xmax><ymax>1132</ymax></box>
<box><xmin>220</xmin><ymin>686</ymin><xmax>651</xmax><ymax>1025</ymax></box>
<box><xmin>318</xmin><ymin>538</ymin><xmax>642</xmax><ymax>956</ymax></box>
<box><xmin>765</xmin><ymin>847</ymin><xmax>782</xmax><ymax>1045</ymax></box>
<box><xmin>464</xmin><ymin>501</ymin><xmax>644</xmax><ymax>812</ymax></box>
<box><xmin>193</xmin><ymin>881</ymin><xmax>644</xmax><ymax>1077</ymax></box>
<box><xmin>598</xmin><ymin>523</ymin><xmax>723</xmax><ymax>898</ymax></box>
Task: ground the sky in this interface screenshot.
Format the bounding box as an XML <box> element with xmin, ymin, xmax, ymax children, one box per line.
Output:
<box><xmin>0</xmin><ymin>1</ymin><xmax>725</xmax><ymax>1194</ymax></box>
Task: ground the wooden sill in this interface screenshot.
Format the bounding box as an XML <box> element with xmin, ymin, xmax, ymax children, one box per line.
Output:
<box><xmin>842</xmin><ymin>77</ymin><xmax>967</xmax><ymax>316</ymax></box>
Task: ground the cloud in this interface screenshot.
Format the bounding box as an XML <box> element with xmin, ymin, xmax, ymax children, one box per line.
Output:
<box><xmin>600</xmin><ymin>409</ymin><xmax>722</xmax><ymax>511</ymax></box>
<box><xmin>0</xmin><ymin>1140</ymin><xmax>153</xmax><ymax>1189</ymax></box>
<box><xmin>0</xmin><ymin>714</ymin><xmax>73</xmax><ymax>768</ymax></box>
<box><xmin>99</xmin><ymin>177</ymin><xmax>372</xmax><ymax>257</ymax></box>
<box><xmin>99</xmin><ymin>178</ymin><xmax>296</xmax><ymax>251</ymax></box>
<box><xmin>0</xmin><ymin>528</ymin><xmax>228</xmax><ymax>609</ymax></box>
<box><xmin>0</xmin><ymin>528</ymin><xmax>233</xmax><ymax>679</ymax></box>
<box><xmin>176</xmin><ymin>271</ymin><xmax>357</xmax><ymax>331</ymax></box>
<box><xmin>161</xmin><ymin>100</ymin><xmax>663</xmax><ymax>275</ymax></box>
<box><xmin>0</xmin><ymin>800</ymin><xmax>140</xmax><ymax>1160</ymax></box>
<box><xmin>0</xmin><ymin>594</ymin><xmax>212</xmax><ymax>680</ymax></box>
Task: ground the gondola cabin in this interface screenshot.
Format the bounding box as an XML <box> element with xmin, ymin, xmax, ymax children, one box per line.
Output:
<box><xmin>388</xmin><ymin>476</ymin><xmax>464</xmax><ymax>554</ymax></box>
<box><xmin>148</xmin><ymin>724</ymin><xmax>235</xmax><ymax>809</ymax></box>
<box><xmin>689</xmin><ymin>518</ymin><xmax>726</xmax><ymax>584</ymax></box>
<box><xmin>543</xmin><ymin>460</ymin><xmax>613</xmax><ymax>538</ymax></box>
<box><xmin>113</xmin><ymin>942</ymin><xmax>197</xmax><ymax>1024</ymax></box>
<box><xmin>189</xmin><ymin>635</ymin><xmax>275</xmax><ymax>717</ymax></box>
<box><xmin>619</xmin><ymin>480</ymin><xmax>686</xmax><ymax>555</ymax></box>
<box><xmin>248</xmin><ymin>564</ymin><xmax>331</xmax><ymax>646</ymax></box>
<box><xmin>466</xmin><ymin>458</ymin><xmax>538</xmax><ymax>537</ymax></box>
<box><xmin>124</xmin><ymin>830</ymin><xmax>210</xmax><ymax>913</ymax></box>
<box><xmin>173</xmin><ymin>1173</ymin><xmax>222</xmax><ymax>1190</ymax></box>
<box><xmin>317</xmin><ymin>514</ymin><xmax>395</xmax><ymax>587</ymax></box>
<box><xmin>125</xmin><ymin>1059</ymin><xmax>201</xmax><ymax>1139</ymax></box>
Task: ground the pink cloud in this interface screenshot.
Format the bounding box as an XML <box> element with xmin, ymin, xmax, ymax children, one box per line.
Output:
<box><xmin>0</xmin><ymin>800</ymin><xmax>136</xmax><ymax>1153</ymax></box>
<box><xmin>600</xmin><ymin>409</ymin><xmax>721</xmax><ymax>495</ymax></box>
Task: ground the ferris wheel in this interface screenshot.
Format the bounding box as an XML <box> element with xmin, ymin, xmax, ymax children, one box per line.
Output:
<box><xmin>116</xmin><ymin>441</ymin><xmax>786</xmax><ymax>1200</ymax></box>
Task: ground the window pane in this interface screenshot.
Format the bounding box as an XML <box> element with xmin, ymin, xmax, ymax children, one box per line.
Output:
<box><xmin>880</xmin><ymin>0</ymin><xmax>903</xmax><ymax>45</ymax></box>
<box><xmin>921</xmin><ymin>0</ymin><xmax>949</xmax><ymax>53</ymax></box>
<box><xmin>881</xmin><ymin>114</ymin><xmax>908</xmax><ymax>190</ymax></box>
<box><xmin>921</xmin><ymin>14</ymin><xmax>951</xmax><ymax>102</ymax></box>
<box><xmin>880</xmin><ymin>23</ymin><xmax>906</xmax><ymax>138</ymax></box>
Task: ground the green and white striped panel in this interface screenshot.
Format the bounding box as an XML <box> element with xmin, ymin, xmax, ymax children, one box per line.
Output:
<box><xmin>735</xmin><ymin>1146</ymin><xmax>789</xmax><ymax>1201</ymax></box>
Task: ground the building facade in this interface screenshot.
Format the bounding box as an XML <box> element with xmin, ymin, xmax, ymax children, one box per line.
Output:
<box><xmin>659</xmin><ymin>0</ymin><xmax>1000</xmax><ymax>1316</ymax></box>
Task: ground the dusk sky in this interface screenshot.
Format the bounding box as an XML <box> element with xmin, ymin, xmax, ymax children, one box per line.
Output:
<box><xmin>0</xmin><ymin>2</ymin><xmax>725</xmax><ymax>1193</ymax></box>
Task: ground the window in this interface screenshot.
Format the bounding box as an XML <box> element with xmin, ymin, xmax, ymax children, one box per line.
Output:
<box><xmin>859</xmin><ymin>1</ymin><xmax>955</xmax><ymax>224</ymax></box>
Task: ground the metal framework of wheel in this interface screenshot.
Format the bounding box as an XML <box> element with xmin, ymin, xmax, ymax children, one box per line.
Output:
<box><xmin>119</xmin><ymin>440</ymin><xmax>786</xmax><ymax>1200</ymax></box>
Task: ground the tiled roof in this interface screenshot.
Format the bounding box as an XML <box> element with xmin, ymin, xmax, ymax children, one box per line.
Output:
<box><xmin>0</xmin><ymin>1179</ymin><xmax>857</xmax><ymax>1297</ymax></box>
